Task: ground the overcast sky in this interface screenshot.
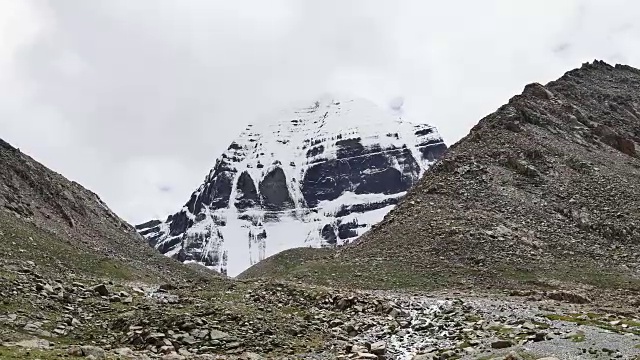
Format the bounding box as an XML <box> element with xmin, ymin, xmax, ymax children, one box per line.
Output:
<box><xmin>1</xmin><ymin>0</ymin><xmax>639</xmax><ymax>224</ymax></box>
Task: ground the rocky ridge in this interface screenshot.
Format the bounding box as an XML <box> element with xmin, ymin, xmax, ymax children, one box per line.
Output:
<box><xmin>0</xmin><ymin>137</ymin><xmax>216</xmax><ymax>283</ymax></box>
<box><xmin>241</xmin><ymin>61</ymin><xmax>640</xmax><ymax>295</ymax></box>
<box><xmin>137</xmin><ymin>97</ymin><xmax>446</xmax><ymax>276</ymax></box>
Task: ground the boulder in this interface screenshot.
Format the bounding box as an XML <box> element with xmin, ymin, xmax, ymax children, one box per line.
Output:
<box><xmin>14</xmin><ymin>339</ymin><xmax>50</xmax><ymax>349</ymax></box>
<box><xmin>92</xmin><ymin>284</ymin><xmax>109</xmax><ymax>297</ymax></box>
<box><xmin>370</xmin><ymin>341</ymin><xmax>386</xmax><ymax>355</ymax></box>
<box><xmin>491</xmin><ymin>339</ymin><xmax>514</xmax><ymax>349</ymax></box>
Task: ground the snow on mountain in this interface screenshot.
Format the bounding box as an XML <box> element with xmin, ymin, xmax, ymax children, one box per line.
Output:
<box><xmin>136</xmin><ymin>96</ymin><xmax>447</xmax><ymax>276</ymax></box>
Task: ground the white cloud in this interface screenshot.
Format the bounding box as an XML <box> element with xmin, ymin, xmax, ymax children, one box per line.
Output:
<box><xmin>1</xmin><ymin>0</ymin><xmax>639</xmax><ymax>223</ymax></box>
<box><xmin>0</xmin><ymin>1</ymin><xmax>42</xmax><ymax>59</ymax></box>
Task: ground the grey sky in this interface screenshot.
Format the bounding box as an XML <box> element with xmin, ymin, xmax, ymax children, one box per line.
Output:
<box><xmin>1</xmin><ymin>0</ymin><xmax>639</xmax><ymax>224</ymax></box>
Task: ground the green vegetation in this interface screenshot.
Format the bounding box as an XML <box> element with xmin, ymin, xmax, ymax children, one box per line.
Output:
<box><xmin>544</xmin><ymin>313</ymin><xmax>640</xmax><ymax>336</ymax></box>
<box><xmin>464</xmin><ymin>314</ymin><xmax>483</xmax><ymax>322</ymax></box>
<box><xmin>544</xmin><ymin>314</ymin><xmax>577</xmax><ymax>322</ymax></box>
<box><xmin>488</xmin><ymin>324</ymin><xmax>515</xmax><ymax>336</ymax></box>
<box><xmin>568</xmin><ymin>331</ymin><xmax>586</xmax><ymax>343</ymax></box>
<box><xmin>0</xmin><ymin>211</ymin><xmax>137</xmax><ymax>281</ymax></box>
<box><xmin>242</xmin><ymin>245</ymin><xmax>640</xmax><ymax>296</ymax></box>
<box><xmin>497</xmin><ymin>262</ymin><xmax>640</xmax><ymax>293</ymax></box>
<box><xmin>622</xmin><ymin>319</ymin><xmax>640</xmax><ymax>327</ymax></box>
<box><xmin>242</xmin><ymin>250</ymin><xmax>491</xmax><ymax>291</ymax></box>
<box><xmin>531</xmin><ymin>320</ymin><xmax>550</xmax><ymax>329</ymax></box>
<box><xmin>0</xmin><ymin>347</ymin><xmax>65</xmax><ymax>360</ymax></box>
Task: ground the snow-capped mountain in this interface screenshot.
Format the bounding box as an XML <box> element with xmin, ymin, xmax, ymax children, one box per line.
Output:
<box><xmin>136</xmin><ymin>97</ymin><xmax>447</xmax><ymax>276</ymax></box>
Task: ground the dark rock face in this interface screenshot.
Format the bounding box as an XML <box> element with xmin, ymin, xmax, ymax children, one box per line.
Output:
<box><xmin>168</xmin><ymin>211</ymin><xmax>192</xmax><ymax>237</ymax></box>
<box><xmin>302</xmin><ymin>147</ymin><xmax>421</xmax><ymax>207</ymax></box>
<box><xmin>197</xmin><ymin>162</ymin><xmax>234</xmax><ymax>211</ymax></box>
<box><xmin>321</xmin><ymin>224</ymin><xmax>337</xmax><ymax>245</ymax></box>
<box><xmin>355</xmin><ymin>167</ymin><xmax>404</xmax><ymax>195</ymax></box>
<box><xmin>137</xmin><ymin>97</ymin><xmax>447</xmax><ymax>275</ymax></box>
<box><xmin>335</xmin><ymin>138</ymin><xmax>365</xmax><ymax>158</ymax></box>
<box><xmin>306</xmin><ymin>145</ymin><xmax>325</xmax><ymax>158</ymax></box>
<box><xmin>135</xmin><ymin>219</ymin><xmax>161</xmax><ymax>230</ymax></box>
<box><xmin>337</xmin><ymin>220</ymin><xmax>366</xmax><ymax>240</ymax></box>
<box><xmin>235</xmin><ymin>171</ymin><xmax>259</xmax><ymax>210</ymax></box>
<box><xmin>259</xmin><ymin>167</ymin><xmax>294</xmax><ymax>211</ymax></box>
<box><xmin>335</xmin><ymin>197</ymin><xmax>401</xmax><ymax>218</ymax></box>
<box><xmin>158</xmin><ymin>236</ymin><xmax>181</xmax><ymax>254</ymax></box>
<box><xmin>418</xmin><ymin>141</ymin><xmax>448</xmax><ymax>162</ymax></box>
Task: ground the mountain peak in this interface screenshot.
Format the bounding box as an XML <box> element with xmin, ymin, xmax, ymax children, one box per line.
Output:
<box><xmin>137</xmin><ymin>96</ymin><xmax>447</xmax><ymax>276</ymax></box>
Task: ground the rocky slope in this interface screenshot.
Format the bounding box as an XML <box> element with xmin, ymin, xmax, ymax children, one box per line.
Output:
<box><xmin>137</xmin><ymin>97</ymin><xmax>446</xmax><ymax>276</ymax></box>
<box><xmin>2</xmin><ymin>142</ymin><xmax>634</xmax><ymax>359</ymax></box>
<box><xmin>240</xmin><ymin>61</ymin><xmax>640</xmax><ymax>294</ymax></box>
<box><xmin>2</xmin><ymin>269</ymin><xmax>639</xmax><ymax>359</ymax></box>
<box><xmin>0</xmin><ymin>138</ymin><xmax>215</xmax><ymax>283</ymax></box>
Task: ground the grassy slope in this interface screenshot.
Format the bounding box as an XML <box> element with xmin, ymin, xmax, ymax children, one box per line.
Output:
<box><xmin>240</xmin><ymin>246</ymin><xmax>640</xmax><ymax>294</ymax></box>
<box><xmin>0</xmin><ymin>208</ymin><xmax>218</xmax><ymax>285</ymax></box>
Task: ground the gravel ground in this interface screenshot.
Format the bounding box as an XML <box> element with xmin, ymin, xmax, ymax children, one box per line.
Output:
<box><xmin>2</xmin><ymin>272</ymin><xmax>639</xmax><ymax>359</ymax></box>
<box><xmin>345</xmin><ymin>291</ymin><xmax>640</xmax><ymax>360</ymax></box>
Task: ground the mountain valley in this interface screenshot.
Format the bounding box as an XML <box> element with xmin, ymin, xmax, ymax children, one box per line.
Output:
<box><xmin>0</xmin><ymin>61</ymin><xmax>639</xmax><ymax>360</ymax></box>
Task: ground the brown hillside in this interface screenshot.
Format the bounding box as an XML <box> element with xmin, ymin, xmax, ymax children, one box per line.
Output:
<box><xmin>240</xmin><ymin>61</ymin><xmax>640</xmax><ymax>295</ymax></box>
<box><xmin>0</xmin><ymin>138</ymin><xmax>216</xmax><ymax>282</ymax></box>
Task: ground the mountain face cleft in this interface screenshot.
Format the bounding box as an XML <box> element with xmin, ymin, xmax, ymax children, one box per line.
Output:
<box><xmin>137</xmin><ymin>97</ymin><xmax>447</xmax><ymax>276</ymax></box>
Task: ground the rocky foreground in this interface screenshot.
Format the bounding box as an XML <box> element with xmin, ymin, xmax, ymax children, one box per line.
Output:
<box><xmin>1</xmin><ymin>257</ymin><xmax>639</xmax><ymax>359</ymax></box>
